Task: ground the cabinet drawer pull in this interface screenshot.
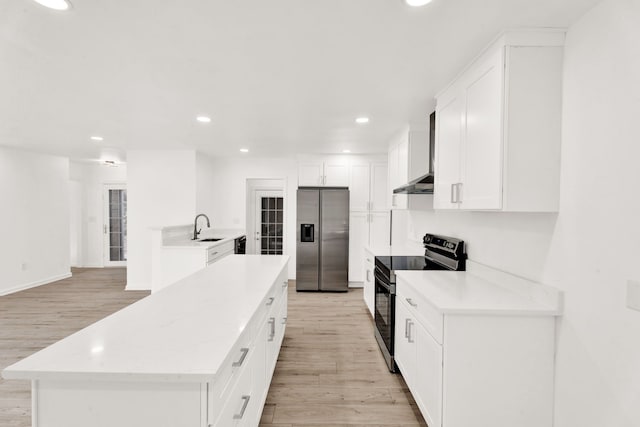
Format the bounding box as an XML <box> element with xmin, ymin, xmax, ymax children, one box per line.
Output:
<box><xmin>266</xmin><ymin>297</ymin><xmax>275</xmax><ymax>306</ymax></box>
<box><xmin>408</xmin><ymin>320</ymin><xmax>414</xmax><ymax>343</ymax></box>
<box><xmin>232</xmin><ymin>348</ymin><xmax>249</xmax><ymax>367</ymax></box>
<box><xmin>406</xmin><ymin>298</ymin><xmax>417</xmax><ymax>308</ymax></box>
<box><xmin>281</xmin><ymin>316</ymin><xmax>287</xmax><ymax>324</ymax></box>
<box><xmin>450</xmin><ymin>183</ymin><xmax>456</xmax><ymax>203</ymax></box>
<box><xmin>282</xmin><ymin>281</ymin><xmax>288</xmax><ymax>288</ymax></box>
<box><xmin>233</xmin><ymin>395</ymin><xmax>251</xmax><ymax>420</ymax></box>
<box><xmin>366</xmin><ymin>270</ymin><xmax>371</xmax><ymax>282</ymax></box>
<box><xmin>405</xmin><ymin>318</ymin><xmax>410</xmax><ymax>338</ymax></box>
<box><xmin>457</xmin><ymin>183</ymin><xmax>463</xmax><ymax>204</ymax></box>
<box><xmin>268</xmin><ymin>317</ymin><xmax>276</xmax><ymax>341</ymax></box>
<box><xmin>366</xmin><ymin>258</ymin><xmax>371</xmax><ymax>263</ymax></box>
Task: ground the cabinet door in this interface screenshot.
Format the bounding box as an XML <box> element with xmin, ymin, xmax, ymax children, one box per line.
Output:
<box><xmin>363</xmin><ymin>250</ymin><xmax>375</xmax><ymax>317</ymax></box>
<box><xmin>324</xmin><ymin>162</ymin><xmax>349</xmax><ymax>187</ymax></box>
<box><xmin>348</xmin><ymin>212</ymin><xmax>368</xmax><ymax>282</ymax></box>
<box><xmin>298</xmin><ymin>162</ymin><xmax>323</xmax><ymax>186</ymax></box>
<box><xmin>349</xmin><ymin>163</ymin><xmax>371</xmax><ymax>211</ymax></box>
<box><xmin>370</xmin><ymin>162</ymin><xmax>388</xmax><ymax>211</ymax></box>
<box><xmin>394</xmin><ymin>299</ymin><xmax>415</xmax><ymax>387</ymax></box>
<box><xmin>369</xmin><ymin>212</ymin><xmax>390</xmax><ymax>248</ymax></box>
<box><xmin>434</xmin><ymin>93</ymin><xmax>463</xmax><ymax>210</ymax></box>
<box><xmin>414</xmin><ymin>322</ymin><xmax>443</xmax><ymax>427</ymax></box>
<box><xmin>460</xmin><ymin>48</ymin><xmax>504</xmax><ymax>210</ymax></box>
<box><xmin>397</xmin><ymin>139</ymin><xmax>409</xmax><ymax>184</ymax></box>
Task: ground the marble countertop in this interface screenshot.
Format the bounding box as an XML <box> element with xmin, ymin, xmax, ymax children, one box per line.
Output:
<box><xmin>2</xmin><ymin>255</ymin><xmax>288</xmax><ymax>383</ymax></box>
<box><xmin>365</xmin><ymin>243</ymin><xmax>425</xmax><ymax>257</ymax></box>
<box><xmin>396</xmin><ymin>267</ymin><xmax>562</xmax><ymax>316</ymax></box>
<box><xmin>162</xmin><ymin>228</ymin><xmax>245</xmax><ymax>249</ymax></box>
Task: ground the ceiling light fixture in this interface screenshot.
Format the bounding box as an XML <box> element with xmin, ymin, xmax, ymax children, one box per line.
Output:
<box><xmin>355</xmin><ymin>117</ymin><xmax>369</xmax><ymax>124</ymax></box>
<box><xmin>405</xmin><ymin>0</ymin><xmax>433</xmax><ymax>6</ymax></box>
<box><xmin>240</xmin><ymin>148</ymin><xmax>249</xmax><ymax>153</ymax></box>
<box><xmin>196</xmin><ymin>116</ymin><xmax>211</xmax><ymax>123</ymax></box>
<box><xmin>342</xmin><ymin>149</ymin><xmax>351</xmax><ymax>154</ymax></box>
<box><xmin>90</xmin><ymin>136</ymin><xmax>104</xmax><ymax>141</ymax></box>
<box><xmin>32</xmin><ymin>0</ymin><xmax>71</xmax><ymax>11</ymax></box>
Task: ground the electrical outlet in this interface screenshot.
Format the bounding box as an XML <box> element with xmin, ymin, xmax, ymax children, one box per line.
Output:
<box><xmin>627</xmin><ymin>280</ymin><xmax>640</xmax><ymax>311</ymax></box>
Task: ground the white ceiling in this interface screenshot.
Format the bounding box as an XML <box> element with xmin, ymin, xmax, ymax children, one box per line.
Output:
<box><xmin>0</xmin><ymin>0</ymin><xmax>598</xmax><ymax>162</ymax></box>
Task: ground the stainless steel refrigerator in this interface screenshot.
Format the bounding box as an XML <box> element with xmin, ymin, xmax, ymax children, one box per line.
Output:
<box><xmin>296</xmin><ymin>188</ymin><xmax>349</xmax><ymax>292</ymax></box>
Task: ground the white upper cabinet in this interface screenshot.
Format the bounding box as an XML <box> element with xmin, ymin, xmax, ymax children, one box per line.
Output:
<box><xmin>434</xmin><ymin>29</ymin><xmax>565</xmax><ymax>212</ymax></box>
<box><xmin>388</xmin><ymin>126</ymin><xmax>430</xmax><ymax>209</ymax></box>
<box><xmin>349</xmin><ymin>160</ymin><xmax>389</xmax><ymax>212</ymax></box>
<box><xmin>298</xmin><ymin>157</ymin><xmax>349</xmax><ymax>187</ymax></box>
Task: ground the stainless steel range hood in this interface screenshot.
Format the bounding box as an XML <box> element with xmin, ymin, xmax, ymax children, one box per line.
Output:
<box><xmin>392</xmin><ymin>111</ymin><xmax>436</xmax><ymax>195</ymax></box>
<box><xmin>393</xmin><ymin>173</ymin><xmax>434</xmax><ymax>194</ymax></box>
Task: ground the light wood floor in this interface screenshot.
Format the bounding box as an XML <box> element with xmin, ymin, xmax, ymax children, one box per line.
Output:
<box><xmin>0</xmin><ymin>268</ymin><xmax>150</xmax><ymax>427</ymax></box>
<box><xmin>260</xmin><ymin>285</ymin><xmax>427</xmax><ymax>427</ymax></box>
<box><xmin>0</xmin><ymin>268</ymin><xmax>426</xmax><ymax>427</ymax></box>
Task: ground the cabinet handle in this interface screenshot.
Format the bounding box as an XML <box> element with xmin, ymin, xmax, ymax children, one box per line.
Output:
<box><xmin>232</xmin><ymin>348</ymin><xmax>249</xmax><ymax>367</ymax></box>
<box><xmin>392</xmin><ymin>194</ymin><xmax>396</xmax><ymax>207</ymax></box>
<box><xmin>408</xmin><ymin>320</ymin><xmax>414</xmax><ymax>343</ymax></box>
<box><xmin>405</xmin><ymin>318</ymin><xmax>410</xmax><ymax>338</ymax></box>
<box><xmin>366</xmin><ymin>270</ymin><xmax>371</xmax><ymax>282</ymax></box>
<box><xmin>406</xmin><ymin>298</ymin><xmax>417</xmax><ymax>308</ymax></box>
<box><xmin>457</xmin><ymin>183</ymin><xmax>463</xmax><ymax>204</ymax></box>
<box><xmin>266</xmin><ymin>297</ymin><xmax>275</xmax><ymax>306</ymax></box>
<box><xmin>268</xmin><ymin>317</ymin><xmax>276</xmax><ymax>341</ymax></box>
<box><xmin>233</xmin><ymin>395</ymin><xmax>251</xmax><ymax>420</ymax></box>
<box><xmin>450</xmin><ymin>183</ymin><xmax>456</xmax><ymax>203</ymax></box>
<box><xmin>282</xmin><ymin>281</ymin><xmax>288</xmax><ymax>288</ymax></box>
<box><xmin>366</xmin><ymin>258</ymin><xmax>371</xmax><ymax>263</ymax></box>
<box><xmin>281</xmin><ymin>316</ymin><xmax>287</xmax><ymax>324</ymax></box>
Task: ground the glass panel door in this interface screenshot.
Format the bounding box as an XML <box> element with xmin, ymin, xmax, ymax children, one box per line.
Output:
<box><xmin>104</xmin><ymin>185</ymin><xmax>127</xmax><ymax>266</ymax></box>
<box><xmin>256</xmin><ymin>192</ymin><xmax>284</xmax><ymax>255</ymax></box>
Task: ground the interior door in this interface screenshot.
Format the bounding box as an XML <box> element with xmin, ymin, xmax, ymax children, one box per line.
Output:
<box><xmin>254</xmin><ymin>190</ymin><xmax>284</xmax><ymax>255</ymax></box>
<box><xmin>103</xmin><ymin>184</ymin><xmax>127</xmax><ymax>267</ymax></box>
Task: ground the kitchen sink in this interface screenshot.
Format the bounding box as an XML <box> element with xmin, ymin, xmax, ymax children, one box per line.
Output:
<box><xmin>198</xmin><ymin>238</ymin><xmax>223</xmax><ymax>242</ymax></box>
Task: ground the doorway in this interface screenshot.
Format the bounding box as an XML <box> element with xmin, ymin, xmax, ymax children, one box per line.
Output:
<box><xmin>103</xmin><ymin>184</ymin><xmax>127</xmax><ymax>266</ymax></box>
<box><xmin>246</xmin><ymin>179</ymin><xmax>286</xmax><ymax>255</ymax></box>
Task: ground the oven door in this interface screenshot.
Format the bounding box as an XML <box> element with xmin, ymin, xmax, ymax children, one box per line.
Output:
<box><xmin>374</xmin><ymin>268</ymin><xmax>395</xmax><ymax>363</ymax></box>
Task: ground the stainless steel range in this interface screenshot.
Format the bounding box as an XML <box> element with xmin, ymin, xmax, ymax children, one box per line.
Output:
<box><xmin>374</xmin><ymin>233</ymin><xmax>466</xmax><ymax>372</ymax></box>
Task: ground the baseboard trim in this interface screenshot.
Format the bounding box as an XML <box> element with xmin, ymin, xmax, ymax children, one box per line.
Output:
<box><xmin>349</xmin><ymin>281</ymin><xmax>364</xmax><ymax>289</ymax></box>
<box><xmin>0</xmin><ymin>272</ymin><xmax>73</xmax><ymax>297</ymax></box>
<box><xmin>125</xmin><ymin>282</ymin><xmax>151</xmax><ymax>291</ymax></box>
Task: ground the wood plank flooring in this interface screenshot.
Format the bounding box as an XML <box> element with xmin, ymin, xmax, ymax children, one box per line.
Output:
<box><xmin>260</xmin><ymin>285</ymin><xmax>427</xmax><ymax>427</ymax></box>
<box><xmin>0</xmin><ymin>268</ymin><xmax>427</xmax><ymax>426</ymax></box>
<box><xmin>0</xmin><ymin>268</ymin><xmax>150</xmax><ymax>427</ymax></box>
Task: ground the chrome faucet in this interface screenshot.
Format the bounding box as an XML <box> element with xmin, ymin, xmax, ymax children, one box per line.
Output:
<box><xmin>192</xmin><ymin>214</ymin><xmax>211</xmax><ymax>240</ymax></box>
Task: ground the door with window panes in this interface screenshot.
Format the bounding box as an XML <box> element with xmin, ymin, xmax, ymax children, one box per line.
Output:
<box><xmin>255</xmin><ymin>191</ymin><xmax>284</xmax><ymax>255</ymax></box>
<box><xmin>103</xmin><ymin>184</ymin><xmax>127</xmax><ymax>266</ymax></box>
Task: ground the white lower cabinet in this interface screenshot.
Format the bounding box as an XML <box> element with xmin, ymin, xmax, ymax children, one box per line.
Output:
<box><xmin>395</xmin><ymin>277</ymin><xmax>555</xmax><ymax>427</ymax></box>
<box><xmin>362</xmin><ymin>249</ymin><xmax>375</xmax><ymax>317</ymax></box>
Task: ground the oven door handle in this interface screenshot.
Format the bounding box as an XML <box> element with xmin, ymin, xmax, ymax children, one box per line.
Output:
<box><xmin>374</xmin><ymin>270</ymin><xmax>391</xmax><ymax>291</ymax></box>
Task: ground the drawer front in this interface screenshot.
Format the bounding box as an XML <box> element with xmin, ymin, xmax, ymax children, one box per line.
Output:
<box><xmin>397</xmin><ymin>278</ymin><xmax>444</xmax><ymax>345</ymax></box>
<box><xmin>214</xmin><ymin>350</ymin><xmax>253</xmax><ymax>427</ymax></box>
<box><xmin>209</xmin><ymin>326</ymin><xmax>253</xmax><ymax>421</ymax></box>
<box><xmin>207</xmin><ymin>241</ymin><xmax>234</xmax><ymax>264</ymax></box>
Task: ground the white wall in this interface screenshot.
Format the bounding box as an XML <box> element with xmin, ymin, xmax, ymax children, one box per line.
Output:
<box><xmin>0</xmin><ymin>147</ymin><xmax>71</xmax><ymax>296</ymax></box>
<box><xmin>400</xmin><ymin>1</ymin><xmax>640</xmax><ymax>424</ymax></box>
<box><xmin>69</xmin><ymin>161</ymin><xmax>127</xmax><ymax>267</ymax></box>
<box><xmin>195</xmin><ymin>152</ymin><xmax>217</xmax><ymax>217</ymax></box>
<box><xmin>207</xmin><ymin>156</ymin><xmax>298</xmax><ymax>278</ymax></box>
<box><xmin>127</xmin><ymin>150</ymin><xmax>198</xmax><ymax>290</ymax></box>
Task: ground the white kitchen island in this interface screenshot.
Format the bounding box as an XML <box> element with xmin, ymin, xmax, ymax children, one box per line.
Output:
<box><xmin>2</xmin><ymin>255</ymin><xmax>289</xmax><ymax>427</ymax></box>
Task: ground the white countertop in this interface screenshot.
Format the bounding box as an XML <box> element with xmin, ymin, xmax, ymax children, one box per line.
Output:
<box><xmin>365</xmin><ymin>243</ymin><xmax>425</xmax><ymax>257</ymax></box>
<box><xmin>2</xmin><ymin>255</ymin><xmax>288</xmax><ymax>383</ymax></box>
<box><xmin>162</xmin><ymin>228</ymin><xmax>245</xmax><ymax>250</ymax></box>
<box><xmin>396</xmin><ymin>266</ymin><xmax>562</xmax><ymax>316</ymax></box>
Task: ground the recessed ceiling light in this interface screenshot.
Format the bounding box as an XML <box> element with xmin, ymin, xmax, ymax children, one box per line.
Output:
<box><xmin>196</xmin><ymin>116</ymin><xmax>211</xmax><ymax>123</ymax></box>
<box><xmin>240</xmin><ymin>148</ymin><xmax>249</xmax><ymax>153</ymax></box>
<box><xmin>33</xmin><ymin>0</ymin><xmax>71</xmax><ymax>11</ymax></box>
<box><xmin>90</xmin><ymin>136</ymin><xmax>104</xmax><ymax>141</ymax></box>
<box><xmin>405</xmin><ymin>0</ymin><xmax>433</xmax><ymax>6</ymax></box>
<box><xmin>342</xmin><ymin>149</ymin><xmax>351</xmax><ymax>154</ymax></box>
<box><xmin>355</xmin><ymin>117</ymin><xmax>370</xmax><ymax>124</ymax></box>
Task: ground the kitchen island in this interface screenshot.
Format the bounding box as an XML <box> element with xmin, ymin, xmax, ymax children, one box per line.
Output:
<box><xmin>2</xmin><ymin>255</ymin><xmax>289</xmax><ymax>427</ymax></box>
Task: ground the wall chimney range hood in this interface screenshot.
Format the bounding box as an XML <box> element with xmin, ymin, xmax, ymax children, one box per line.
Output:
<box><xmin>392</xmin><ymin>111</ymin><xmax>436</xmax><ymax>195</ymax></box>
<box><xmin>393</xmin><ymin>173</ymin><xmax>434</xmax><ymax>194</ymax></box>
